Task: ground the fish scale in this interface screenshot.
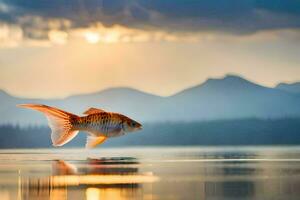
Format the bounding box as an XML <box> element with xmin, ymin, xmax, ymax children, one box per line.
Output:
<box><xmin>81</xmin><ymin>112</ymin><xmax>119</xmax><ymax>135</ymax></box>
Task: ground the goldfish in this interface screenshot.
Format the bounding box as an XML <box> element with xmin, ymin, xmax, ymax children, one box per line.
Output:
<box><xmin>17</xmin><ymin>104</ymin><xmax>142</xmax><ymax>148</ymax></box>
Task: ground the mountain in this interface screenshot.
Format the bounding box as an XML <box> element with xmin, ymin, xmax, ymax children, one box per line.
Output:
<box><xmin>276</xmin><ymin>82</ymin><xmax>300</xmax><ymax>94</ymax></box>
<box><xmin>166</xmin><ymin>75</ymin><xmax>300</xmax><ymax>120</ymax></box>
<box><xmin>2</xmin><ymin>75</ymin><xmax>300</xmax><ymax>126</ymax></box>
<box><xmin>0</xmin><ymin>87</ymin><xmax>164</xmax><ymax>125</ymax></box>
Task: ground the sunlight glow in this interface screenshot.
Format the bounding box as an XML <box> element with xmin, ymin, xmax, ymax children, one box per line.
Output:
<box><xmin>86</xmin><ymin>188</ymin><xmax>129</xmax><ymax>200</ymax></box>
<box><xmin>51</xmin><ymin>174</ymin><xmax>159</xmax><ymax>186</ymax></box>
<box><xmin>84</xmin><ymin>32</ymin><xmax>100</xmax><ymax>44</ymax></box>
<box><xmin>86</xmin><ymin>188</ymin><xmax>101</xmax><ymax>200</ymax></box>
<box><xmin>101</xmin><ymin>31</ymin><xmax>120</xmax><ymax>43</ymax></box>
<box><xmin>0</xmin><ymin>23</ymin><xmax>22</xmax><ymax>47</ymax></box>
<box><xmin>2</xmin><ymin>20</ymin><xmax>296</xmax><ymax>48</ymax></box>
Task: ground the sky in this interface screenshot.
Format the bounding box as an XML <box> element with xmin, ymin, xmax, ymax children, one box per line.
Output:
<box><xmin>0</xmin><ymin>0</ymin><xmax>300</xmax><ymax>98</ymax></box>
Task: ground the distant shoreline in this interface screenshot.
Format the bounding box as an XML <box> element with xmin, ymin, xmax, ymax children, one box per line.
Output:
<box><xmin>1</xmin><ymin>118</ymin><xmax>300</xmax><ymax>148</ymax></box>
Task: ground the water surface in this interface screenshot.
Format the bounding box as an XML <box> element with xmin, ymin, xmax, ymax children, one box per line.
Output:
<box><xmin>0</xmin><ymin>146</ymin><xmax>300</xmax><ymax>200</ymax></box>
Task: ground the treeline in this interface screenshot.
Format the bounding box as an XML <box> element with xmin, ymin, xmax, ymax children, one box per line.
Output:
<box><xmin>0</xmin><ymin>125</ymin><xmax>52</xmax><ymax>148</ymax></box>
<box><xmin>1</xmin><ymin>118</ymin><xmax>300</xmax><ymax>148</ymax></box>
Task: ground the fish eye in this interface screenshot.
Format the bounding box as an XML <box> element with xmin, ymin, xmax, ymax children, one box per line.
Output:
<box><xmin>130</xmin><ymin>122</ymin><xmax>137</xmax><ymax>127</ymax></box>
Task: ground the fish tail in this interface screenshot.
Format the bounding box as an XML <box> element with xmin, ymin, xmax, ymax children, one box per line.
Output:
<box><xmin>17</xmin><ymin>104</ymin><xmax>79</xmax><ymax>147</ymax></box>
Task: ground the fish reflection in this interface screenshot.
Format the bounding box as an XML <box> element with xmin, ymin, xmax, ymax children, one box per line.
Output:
<box><xmin>21</xmin><ymin>158</ymin><xmax>158</xmax><ymax>200</ymax></box>
<box><xmin>4</xmin><ymin>148</ymin><xmax>300</xmax><ymax>200</ymax></box>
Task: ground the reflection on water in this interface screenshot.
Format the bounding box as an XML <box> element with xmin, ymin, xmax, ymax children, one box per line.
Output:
<box><xmin>0</xmin><ymin>147</ymin><xmax>300</xmax><ymax>200</ymax></box>
<box><xmin>21</xmin><ymin>158</ymin><xmax>157</xmax><ymax>200</ymax></box>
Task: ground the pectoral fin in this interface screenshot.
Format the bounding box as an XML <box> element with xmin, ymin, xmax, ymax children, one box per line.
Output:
<box><xmin>86</xmin><ymin>135</ymin><xmax>107</xmax><ymax>148</ymax></box>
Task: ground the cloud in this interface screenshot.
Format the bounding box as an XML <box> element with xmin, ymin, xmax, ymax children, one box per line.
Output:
<box><xmin>72</xmin><ymin>23</ymin><xmax>203</xmax><ymax>44</ymax></box>
<box><xmin>0</xmin><ymin>23</ymin><xmax>22</xmax><ymax>47</ymax></box>
<box><xmin>0</xmin><ymin>0</ymin><xmax>300</xmax><ymax>47</ymax></box>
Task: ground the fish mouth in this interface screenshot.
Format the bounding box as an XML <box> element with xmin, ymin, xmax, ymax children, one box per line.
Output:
<box><xmin>137</xmin><ymin>125</ymin><xmax>143</xmax><ymax>130</ymax></box>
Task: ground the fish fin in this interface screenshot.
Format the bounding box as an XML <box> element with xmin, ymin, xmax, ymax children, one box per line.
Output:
<box><xmin>17</xmin><ymin>104</ymin><xmax>79</xmax><ymax>146</ymax></box>
<box><xmin>86</xmin><ymin>135</ymin><xmax>107</xmax><ymax>148</ymax></box>
<box><xmin>83</xmin><ymin>107</ymin><xmax>105</xmax><ymax>115</ymax></box>
<box><xmin>53</xmin><ymin>160</ymin><xmax>78</xmax><ymax>175</ymax></box>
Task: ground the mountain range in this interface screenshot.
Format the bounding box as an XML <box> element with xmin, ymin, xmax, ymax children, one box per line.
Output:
<box><xmin>1</xmin><ymin>74</ymin><xmax>300</xmax><ymax>126</ymax></box>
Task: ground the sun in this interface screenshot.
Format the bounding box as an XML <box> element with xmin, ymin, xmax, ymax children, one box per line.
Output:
<box><xmin>84</xmin><ymin>32</ymin><xmax>100</xmax><ymax>44</ymax></box>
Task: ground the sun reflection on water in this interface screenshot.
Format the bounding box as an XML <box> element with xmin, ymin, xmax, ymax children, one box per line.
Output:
<box><xmin>86</xmin><ymin>188</ymin><xmax>134</xmax><ymax>200</ymax></box>
<box><xmin>19</xmin><ymin>158</ymin><xmax>158</xmax><ymax>200</ymax></box>
<box><xmin>86</xmin><ymin>188</ymin><xmax>100</xmax><ymax>200</ymax></box>
<box><xmin>1</xmin><ymin>147</ymin><xmax>300</xmax><ymax>200</ymax></box>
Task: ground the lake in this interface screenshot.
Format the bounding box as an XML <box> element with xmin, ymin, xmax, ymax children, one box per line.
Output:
<box><xmin>0</xmin><ymin>146</ymin><xmax>300</xmax><ymax>200</ymax></box>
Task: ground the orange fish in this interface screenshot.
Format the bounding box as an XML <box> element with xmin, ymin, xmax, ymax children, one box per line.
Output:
<box><xmin>17</xmin><ymin>104</ymin><xmax>142</xmax><ymax>148</ymax></box>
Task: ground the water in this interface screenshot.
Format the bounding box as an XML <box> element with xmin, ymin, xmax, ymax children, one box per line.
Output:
<box><xmin>0</xmin><ymin>146</ymin><xmax>300</xmax><ymax>200</ymax></box>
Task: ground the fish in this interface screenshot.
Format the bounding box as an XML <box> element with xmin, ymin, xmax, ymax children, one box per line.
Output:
<box><xmin>17</xmin><ymin>104</ymin><xmax>142</xmax><ymax>148</ymax></box>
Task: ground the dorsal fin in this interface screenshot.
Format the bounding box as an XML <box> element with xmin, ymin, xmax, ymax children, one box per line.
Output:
<box><xmin>83</xmin><ymin>107</ymin><xmax>105</xmax><ymax>115</ymax></box>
